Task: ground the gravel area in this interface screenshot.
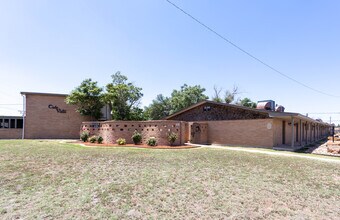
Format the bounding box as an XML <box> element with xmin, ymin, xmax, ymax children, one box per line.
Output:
<box><xmin>306</xmin><ymin>141</ymin><xmax>340</xmax><ymax>157</ymax></box>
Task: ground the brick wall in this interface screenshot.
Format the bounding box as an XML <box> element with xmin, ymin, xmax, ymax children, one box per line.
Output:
<box><xmin>24</xmin><ymin>94</ymin><xmax>91</xmax><ymax>139</ymax></box>
<box><xmin>202</xmin><ymin>119</ymin><xmax>275</xmax><ymax>148</ymax></box>
<box><xmin>82</xmin><ymin>119</ymin><xmax>278</xmax><ymax>147</ymax></box>
<box><xmin>0</xmin><ymin>129</ymin><xmax>22</xmax><ymax>139</ymax></box>
<box><xmin>81</xmin><ymin>120</ymin><xmax>188</xmax><ymax>145</ymax></box>
<box><xmin>272</xmin><ymin>119</ymin><xmax>283</xmax><ymax>146</ymax></box>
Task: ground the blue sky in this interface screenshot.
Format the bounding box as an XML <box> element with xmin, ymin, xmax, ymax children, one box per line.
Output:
<box><xmin>0</xmin><ymin>0</ymin><xmax>340</xmax><ymax>123</ymax></box>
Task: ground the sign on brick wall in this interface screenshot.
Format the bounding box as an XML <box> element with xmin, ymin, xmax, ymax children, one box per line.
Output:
<box><xmin>48</xmin><ymin>104</ymin><xmax>66</xmax><ymax>113</ymax></box>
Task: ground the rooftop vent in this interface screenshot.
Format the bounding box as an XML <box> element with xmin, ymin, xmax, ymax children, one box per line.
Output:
<box><xmin>275</xmin><ymin>105</ymin><xmax>285</xmax><ymax>112</ymax></box>
<box><xmin>256</xmin><ymin>100</ymin><xmax>275</xmax><ymax>111</ymax></box>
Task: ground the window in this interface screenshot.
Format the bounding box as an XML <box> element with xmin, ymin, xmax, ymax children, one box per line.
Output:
<box><xmin>3</xmin><ymin>119</ymin><xmax>9</xmax><ymax>128</ymax></box>
<box><xmin>203</xmin><ymin>106</ymin><xmax>211</xmax><ymax>111</ymax></box>
<box><xmin>17</xmin><ymin>119</ymin><xmax>23</xmax><ymax>129</ymax></box>
<box><xmin>0</xmin><ymin>118</ymin><xmax>23</xmax><ymax>129</ymax></box>
<box><xmin>10</xmin><ymin>119</ymin><xmax>15</xmax><ymax>128</ymax></box>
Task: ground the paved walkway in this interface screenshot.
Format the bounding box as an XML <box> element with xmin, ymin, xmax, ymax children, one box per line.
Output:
<box><xmin>187</xmin><ymin>144</ymin><xmax>340</xmax><ymax>164</ymax></box>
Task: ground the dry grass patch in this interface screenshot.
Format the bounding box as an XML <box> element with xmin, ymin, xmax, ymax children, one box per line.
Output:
<box><xmin>0</xmin><ymin>140</ymin><xmax>339</xmax><ymax>219</ymax></box>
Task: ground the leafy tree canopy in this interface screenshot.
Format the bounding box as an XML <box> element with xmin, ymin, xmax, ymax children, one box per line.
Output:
<box><xmin>144</xmin><ymin>94</ymin><xmax>171</xmax><ymax>120</ymax></box>
<box><xmin>170</xmin><ymin>84</ymin><xmax>208</xmax><ymax>114</ymax></box>
<box><xmin>238</xmin><ymin>97</ymin><xmax>257</xmax><ymax>108</ymax></box>
<box><xmin>66</xmin><ymin>78</ymin><xmax>104</xmax><ymax>119</ymax></box>
<box><xmin>145</xmin><ymin>84</ymin><xmax>208</xmax><ymax>120</ymax></box>
<box><xmin>105</xmin><ymin>72</ymin><xmax>143</xmax><ymax>120</ymax></box>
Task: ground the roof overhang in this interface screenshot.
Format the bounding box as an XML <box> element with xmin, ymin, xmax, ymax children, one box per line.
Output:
<box><xmin>268</xmin><ymin>111</ymin><xmax>330</xmax><ymax>126</ymax></box>
<box><xmin>20</xmin><ymin>92</ymin><xmax>68</xmax><ymax>97</ymax></box>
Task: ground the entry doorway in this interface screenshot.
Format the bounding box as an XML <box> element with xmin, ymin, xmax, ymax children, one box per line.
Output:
<box><xmin>296</xmin><ymin>124</ymin><xmax>299</xmax><ymax>142</ymax></box>
<box><xmin>282</xmin><ymin>121</ymin><xmax>286</xmax><ymax>145</ymax></box>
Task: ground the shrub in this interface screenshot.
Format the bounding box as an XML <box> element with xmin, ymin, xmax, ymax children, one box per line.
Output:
<box><xmin>132</xmin><ymin>131</ymin><xmax>142</xmax><ymax>144</ymax></box>
<box><xmin>89</xmin><ymin>135</ymin><xmax>97</xmax><ymax>143</ymax></box>
<box><xmin>167</xmin><ymin>132</ymin><xmax>178</xmax><ymax>146</ymax></box>
<box><xmin>97</xmin><ymin>136</ymin><xmax>103</xmax><ymax>144</ymax></box>
<box><xmin>147</xmin><ymin>137</ymin><xmax>157</xmax><ymax>146</ymax></box>
<box><xmin>80</xmin><ymin>131</ymin><xmax>90</xmax><ymax>142</ymax></box>
<box><xmin>116</xmin><ymin>138</ymin><xmax>126</xmax><ymax>145</ymax></box>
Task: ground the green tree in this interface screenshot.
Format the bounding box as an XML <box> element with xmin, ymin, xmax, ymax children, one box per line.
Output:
<box><xmin>170</xmin><ymin>84</ymin><xmax>208</xmax><ymax>114</ymax></box>
<box><xmin>66</xmin><ymin>79</ymin><xmax>104</xmax><ymax>120</ymax></box>
<box><xmin>105</xmin><ymin>72</ymin><xmax>143</xmax><ymax>120</ymax></box>
<box><xmin>144</xmin><ymin>94</ymin><xmax>171</xmax><ymax>120</ymax></box>
<box><xmin>129</xmin><ymin>107</ymin><xmax>146</xmax><ymax>121</ymax></box>
<box><xmin>239</xmin><ymin>97</ymin><xmax>257</xmax><ymax>108</ymax></box>
<box><xmin>145</xmin><ymin>84</ymin><xmax>208</xmax><ymax>120</ymax></box>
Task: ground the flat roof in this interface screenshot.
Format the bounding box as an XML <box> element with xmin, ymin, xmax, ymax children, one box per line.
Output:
<box><xmin>0</xmin><ymin>116</ymin><xmax>23</xmax><ymax>118</ymax></box>
<box><xmin>20</xmin><ymin>92</ymin><xmax>68</xmax><ymax>97</ymax></box>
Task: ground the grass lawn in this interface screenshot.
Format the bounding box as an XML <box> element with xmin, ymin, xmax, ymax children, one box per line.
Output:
<box><xmin>0</xmin><ymin>140</ymin><xmax>339</xmax><ymax>219</ymax></box>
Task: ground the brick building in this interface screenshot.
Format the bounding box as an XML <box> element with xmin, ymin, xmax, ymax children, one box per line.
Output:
<box><xmin>21</xmin><ymin>92</ymin><xmax>95</xmax><ymax>139</ymax></box>
<box><xmin>80</xmin><ymin>100</ymin><xmax>331</xmax><ymax>150</ymax></box>
<box><xmin>165</xmin><ymin>100</ymin><xmax>331</xmax><ymax>150</ymax></box>
<box><xmin>0</xmin><ymin>92</ymin><xmax>331</xmax><ymax>151</ymax></box>
<box><xmin>0</xmin><ymin>92</ymin><xmax>110</xmax><ymax>139</ymax></box>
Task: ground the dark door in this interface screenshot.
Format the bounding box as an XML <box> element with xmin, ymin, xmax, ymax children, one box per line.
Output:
<box><xmin>282</xmin><ymin>121</ymin><xmax>286</xmax><ymax>145</ymax></box>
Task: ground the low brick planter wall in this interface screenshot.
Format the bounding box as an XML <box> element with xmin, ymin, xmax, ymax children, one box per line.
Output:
<box><xmin>81</xmin><ymin>120</ymin><xmax>188</xmax><ymax>146</ymax></box>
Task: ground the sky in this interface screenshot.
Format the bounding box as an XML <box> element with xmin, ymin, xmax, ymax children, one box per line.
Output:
<box><xmin>0</xmin><ymin>0</ymin><xmax>340</xmax><ymax>123</ymax></box>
